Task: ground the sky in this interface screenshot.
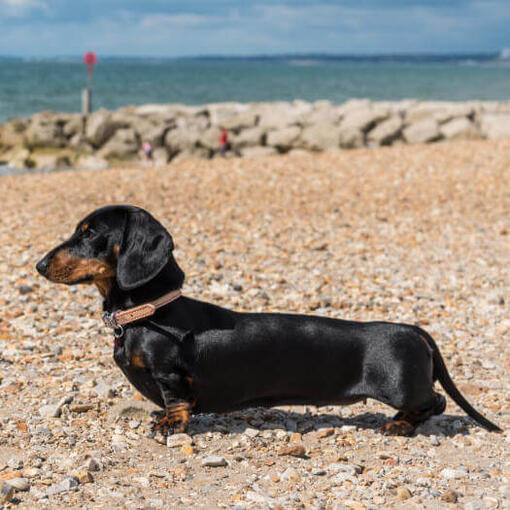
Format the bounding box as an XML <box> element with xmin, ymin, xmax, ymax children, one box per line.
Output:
<box><xmin>0</xmin><ymin>0</ymin><xmax>509</xmax><ymax>57</ymax></box>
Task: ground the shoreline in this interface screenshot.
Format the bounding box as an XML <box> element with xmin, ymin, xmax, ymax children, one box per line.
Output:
<box><xmin>1</xmin><ymin>98</ymin><xmax>510</xmax><ymax>173</ymax></box>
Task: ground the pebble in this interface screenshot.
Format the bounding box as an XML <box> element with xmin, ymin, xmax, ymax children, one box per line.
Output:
<box><xmin>396</xmin><ymin>486</ymin><xmax>412</xmax><ymax>500</ymax></box>
<box><xmin>39</xmin><ymin>404</ymin><xmax>61</xmax><ymax>418</ymax></box>
<box><xmin>278</xmin><ymin>444</ymin><xmax>306</xmax><ymax>458</ymax></box>
<box><xmin>244</xmin><ymin>427</ymin><xmax>259</xmax><ymax>438</ymax></box>
<box><xmin>47</xmin><ymin>476</ymin><xmax>79</xmax><ymax>495</ymax></box>
<box><xmin>9</xmin><ymin>477</ymin><xmax>30</xmax><ymax>492</ymax></box>
<box><xmin>281</xmin><ymin>467</ymin><xmax>300</xmax><ymax>482</ymax></box>
<box><xmin>167</xmin><ymin>433</ymin><xmax>193</xmax><ymax>448</ymax></box>
<box><xmin>7</xmin><ymin>457</ymin><xmax>23</xmax><ymax>470</ymax></box>
<box><xmin>201</xmin><ymin>456</ymin><xmax>227</xmax><ymax>467</ymax></box>
<box><xmin>441</xmin><ymin>489</ymin><xmax>458</xmax><ymax>503</ymax></box>
<box><xmin>0</xmin><ymin>481</ymin><xmax>14</xmax><ymax>503</ymax></box>
<box><xmin>440</xmin><ymin>468</ymin><xmax>467</xmax><ymax>479</ymax></box>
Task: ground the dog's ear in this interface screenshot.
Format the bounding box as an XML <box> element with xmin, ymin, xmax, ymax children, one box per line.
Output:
<box><xmin>116</xmin><ymin>210</ymin><xmax>174</xmax><ymax>290</ymax></box>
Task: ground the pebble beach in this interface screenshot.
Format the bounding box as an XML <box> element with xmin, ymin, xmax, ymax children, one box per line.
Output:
<box><xmin>0</xmin><ymin>139</ymin><xmax>509</xmax><ymax>508</ymax></box>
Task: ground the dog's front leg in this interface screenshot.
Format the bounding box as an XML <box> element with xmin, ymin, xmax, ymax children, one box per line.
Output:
<box><xmin>153</xmin><ymin>373</ymin><xmax>193</xmax><ymax>435</ymax></box>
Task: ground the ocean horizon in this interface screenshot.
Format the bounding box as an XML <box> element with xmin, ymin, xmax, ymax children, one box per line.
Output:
<box><xmin>1</xmin><ymin>53</ymin><xmax>510</xmax><ymax>124</ymax></box>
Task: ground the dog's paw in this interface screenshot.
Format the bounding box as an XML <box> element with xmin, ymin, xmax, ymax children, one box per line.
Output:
<box><xmin>379</xmin><ymin>420</ymin><xmax>415</xmax><ymax>436</ymax></box>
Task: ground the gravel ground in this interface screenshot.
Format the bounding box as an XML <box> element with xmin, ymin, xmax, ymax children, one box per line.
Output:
<box><xmin>0</xmin><ymin>139</ymin><xmax>509</xmax><ymax>509</ymax></box>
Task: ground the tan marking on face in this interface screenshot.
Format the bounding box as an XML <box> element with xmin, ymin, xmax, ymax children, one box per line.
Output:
<box><xmin>113</xmin><ymin>244</ymin><xmax>120</xmax><ymax>258</ymax></box>
<box><xmin>47</xmin><ymin>249</ymin><xmax>115</xmax><ymax>289</ymax></box>
<box><xmin>130</xmin><ymin>351</ymin><xmax>146</xmax><ymax>369</ymax></box>
<box><xmin>80</xmin><ymin>223</ymin><xmax>89</xmax><ymax>233</ymax></box>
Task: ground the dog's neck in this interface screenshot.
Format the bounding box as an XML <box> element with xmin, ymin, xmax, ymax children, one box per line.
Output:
<box><xmin>102</xmin><ymin>257</ymin><xmax>185</xmax><ymax>312</ymax></box>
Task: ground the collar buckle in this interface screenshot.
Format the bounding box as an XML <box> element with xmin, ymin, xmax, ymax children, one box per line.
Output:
<box><xmin>102</xmin><ymin>311</ymin><xmax>118</xmax><ymax>329</ymax></box>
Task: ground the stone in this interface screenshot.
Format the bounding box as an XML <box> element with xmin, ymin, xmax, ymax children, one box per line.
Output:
<box><xmin>39</xmin><ymin>403</ymin><xmax>62</xmax><ymax>418</ymax></box>
<box><xmin>281</xmin><ymin>467</ymin><xmax>300</xmax><ymax>482</ymax></box>
<box><xmin>85</xmin><ymin>108</ymin><xmax>118</xmax><ymax>147</ymax></box>
<box><xmin>441</xmin><ymin>489</ymin><xmax>458</xmax><ymax>503</ymax></box>
<box><xmin>317</xmin><ymin>427</ymin><xmax>335</xmax><ymax>438</ymax></box>
<box><xmin>30</xmin><ymin>151</ymin><xmax>72</xmax><ymax>171</ymax></box>
<box><xmin>62</xmin><ymin>114</ymin><xmax>83</xmax><ymax>138</ymax></box>
<box><xmin>24</xmin><ymin>112</ymin><xmax>66</xmax><ymax>149</ymax></box>
<box><xmin>76</xmin><ymin>154</ymin><xmax>108</xmax><ymax>170</ymax></box>
<box><xmin>181</xmin><ymin>444</ymin><xmax>194</xmax><ymax>455</ymax></box>
<box><xmin>396</xmin><ymin>486</ymin><xmax>412</xmax><ymax>500</ymax></box>
<box><xmin>172</xmin><ymin>147</ymin><xmax>211</xmax><ymax>162</ymax></box>
<box><xmin>201</xmin><ymin>456</ymin><xmax>227</xmax><ymax>467</ymax></box>
<box><xmin>165</xmin><ymin>127</ymin><xmax>201</xmax><ymax>153</ymax></box>
<box><xmin>338</xmin><ymin>126</ymin><xmax>364</xmax><ymax>148</ymax></box>
<box><xmin>0</xmin><ymin>117</ymin><xmax>28</xmax><ymax>147</ymax></box>
<box><xmin>266</xmin><ymin>126</ymin><xmax>301</xmax><ymax>150</ymax></box>
<box><xmin>199</xmin><ymin>127</ymin><xmax>222</xmax><ymax>151</ymax></box>
<box><xmin>440</xmin><ymin>117</ymin><xmax>479</xmax><ymax>140</ymax></box>
<box><xmin>230</xmin><ymin>127</ymin><xmax>265</xmax><ymax>149</ymax></box>
<box><xmin>480</xmin><ymin>113</ymin><xmax>510</xmax><ymax>139</ymax></box>
<box><xmin>403</xmin><ymin>119</ymin><xmax>441</xmax><ymax>144</ymax></box>
<box><xmin>152</xmin><ymin>147</ymin><xmax>169</xmax><ymax>166</ymax></box>
<box><xmin>8</xmin><ymin>477</ymin><xmax>29</xmax><ymax>491</ymax></box>
<box><xmin>244</xmin><ymin>427</ymin><xmax>260</xmax><ymax>438</ymax></box>
<box><xmin>7</xmin><ymin>458</ymin><xmax>23</xmax><ymax>470</ymax></box>
<box><xmin>299</xmin><ymin>123</ymin><xmax>342</xmax><ymax>151</ymax></box>
<box><xmin>134</xmin><ymin>120</ymin><xmax>169</xmax><ymax>147</ymax></box>
<box><xmin>220</xmin><ymin>111</ymin><xmax>258</xmax><ymax>131</ymax></box>
<box><xmin>74</xmin><ymin>471</ymin><xmax>93</xmax><ymax>484</ymax></box>
<box><xmin>98</xmin><ymin>128</ymin><xmax>138</xmax><ymax>160</ymax></box>
<box><xmin>440</xmin><ymin>468</ymin><xmax>466</xmax><ymax>479</ymax></box>
<box><xmin>47</xmin><ymin>476</ymin><xmax>79</xmax><ymax>495</ymax></box>
<box><xmin>166</xmin><ymin>433</ymin><xmax>193</xmax><ymax>448</ymax></box>
<box><xmin>367</xmin><ymin>115</ymin><xmax>403</xmax><ymax>145</ymax></box>
<box><xmin>84</xmin><ymin>457</ymin><xmax>101</xmax><ymax>472</ymax></box>
<box><xmin>340</xmin><ymin>106</ymin><xmax>389</xmax><ymax>133</ymax></box>
<box><xmin>278</xmin><ymin>444</ymin><xmax>306</xmax><ymax>457</ymax></box>
<box><xmin>2</xmin><ymin>147</ymin><xmax>32</xmax><ymax>169</ymax></box>
<box><xmin>240</xmin><ymin>146</ymin><xmax>278</xmax><ymax>158</ymax></box>
<box><xmin>0</xmin><ymin>481</ymin><xmax>14</xmax><ymax>503</ymax></box>
<box><xmin>258</xmin><ymin>103</ymin><xmax>303</xmax><ymax>130</ymax></box>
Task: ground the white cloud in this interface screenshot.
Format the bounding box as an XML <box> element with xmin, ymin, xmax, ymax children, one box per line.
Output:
<box><xmin>140</xmin><ymin>13</ymin><xmax>217</xmax><ymax>29</ymax></box>
<box><xmin>1</xmin><ymin>0</ymin><xmax>47</xmax><ymax>17</ymax></box>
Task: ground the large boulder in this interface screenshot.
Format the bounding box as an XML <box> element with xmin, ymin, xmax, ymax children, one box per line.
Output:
<box><xmin>0</xmin><ymin>118</ymin><xmax>28</xmax><ymax>148</ymax></box>
<box><xmin>266</xmin><ymin>126</ymin><xmax>301</xmax><ymax>151</ymax></box>
<box><xmin>219</xmin><ymin>111</ymin><xmax>258</xmax><ymax>131</ymax></box>
<box><xmin>76</xmin><ymin>154</ymin><xmax>108</xmax><ymax>170</ymax></box>
<box><xmin>340</xmin><ymin>106</ymin><xmax>389</xmax><ymax>133</ymax></box>
<box><xmin>85</xmin><ymin>109</ymin><xmax>118</xmax><ymax>147</ymax></box>
<box><xmin>208</xmin><ymin>103</ymin><xmax>248</xmax><ymax>125</ymax></box>
<box><xmin>199</xmin><ymin>127</ymin><xmax>222</xmax><ymax>151</ymax></box>
<box><xmin>1</xmin><ymin>147</ymin><xmax>32</xmax><ymax>169</ymax></box>
<box><xmin>440</xmin><ymin>117</ymin><xmax>479</xmax><ymax>140</ymax></box>
<box><xmin>257</xmin><ymin>103</ymin><xmax>303</xmax><ymax>130</ymax></box>
<box><xmin>30</xmin><ymin>151</ymin><xmax>72</xmax><ymax>171</ymax></box>
<box><xmin>240</xmin><ymin>146</ymin><xmax>278</xmax><ymax>158</ymax></box>
<box><xmin>24</xmin><ymin>112</ymin><xmax>66</xmax><ymax>149</ymax></box>
<box><xmin>134</xmin><ymin>119</ymin><xmax>169</xmax><ymax>148</ymax></box>
<box><xmin>62</xmin><ymin>114</ymin><xmax>84</xmax><ymax>138</ymax></box>
<box><xmin>171</xmin><ymin>147</ymin><xmax>211</xmax><ymax>163</ymax></box>
<box><xmin>165</xmin><ymin>127</ymin><xmax>201</xmax><ymax>154</ymax></box>
<box><xmin>303</xmin><ymin>103</ymin><xmax>342</xmax><ymax>125</ymax></box>
<box><xmin>479</xmin><ymin>114</ymin><xmax>510</xmax><ymax>139</ymax></box>
<box><xmin>367</xmin><ymin>115</ymin><xmax>403</xmax><ymax>145</ymax></box>
<box><xmin>338</xmin><ymin>126</ymin><xmax>364</xmax><ymax>149</ymax></box>
<box><xmin>298</xmin><ymin>123</ymin><xmax>342</xmax><ymax>151</ymax></box>
<box><xmin>98</xmin><ymin>128</ymin><xmax>139</xmax><ymax>159</ymax></box>
<box><xmin>403</xmin><ymin>119</ymin><xmax>441</xmax><ymax>144</ymax></box>
<box><xmin>230</xmin><ymin>127</ymin><xmax>265</xmax><ymax>150</ymax></box>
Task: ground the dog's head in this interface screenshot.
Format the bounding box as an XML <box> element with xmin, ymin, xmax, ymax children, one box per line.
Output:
<box><xmin>36</xmin><ymin>205</ymin><xmax>176</xmax><ymax>294</ymax></box>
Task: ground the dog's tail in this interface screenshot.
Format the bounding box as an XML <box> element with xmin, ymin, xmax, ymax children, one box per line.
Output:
<box><xmin>418</xmin><ymin>328</ymin><xmax>502</xmax><ymax>432</ymax></box>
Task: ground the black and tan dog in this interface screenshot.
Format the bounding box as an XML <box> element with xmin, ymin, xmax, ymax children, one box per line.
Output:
<box><xmin>36</xmin><ymin>205</ymin><xmax>501</xmax><ymax>436</ymax></box>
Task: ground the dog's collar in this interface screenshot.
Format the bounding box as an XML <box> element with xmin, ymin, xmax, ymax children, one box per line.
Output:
<box><xmin>102</xmin><ymin>289</ymin><xmax>182</xmax><ymax>337</ymax></box>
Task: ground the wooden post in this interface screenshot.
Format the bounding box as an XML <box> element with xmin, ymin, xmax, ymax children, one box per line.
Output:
<box><xmin>82</xmin><ymin>88</ymin><xmax>91</xmax><ymax>116</ymax></box>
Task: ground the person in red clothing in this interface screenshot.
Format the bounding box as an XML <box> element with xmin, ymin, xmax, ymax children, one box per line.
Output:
<box><xmin>219</xmin><ymin>129</ymin><xmax>230</xmax><ymax>156</ymax></box>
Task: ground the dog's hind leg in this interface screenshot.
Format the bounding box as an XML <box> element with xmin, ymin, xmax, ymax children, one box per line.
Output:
<box><xmin>380</xmin><ymin>392</ymin><xmax>446</xmax><ymax>436</ymax></box>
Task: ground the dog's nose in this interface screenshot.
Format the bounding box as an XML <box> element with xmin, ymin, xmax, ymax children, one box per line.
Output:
<box><xmin>36</xmin><ymin>257</ymin><xmax>49</xmax><ymax>276</ymax></box>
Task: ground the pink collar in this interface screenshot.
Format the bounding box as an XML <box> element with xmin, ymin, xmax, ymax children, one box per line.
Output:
<box><xmin>102</xmin><ymin>289</ymin><xmax>182</xmax><ymax>337</ymax></box>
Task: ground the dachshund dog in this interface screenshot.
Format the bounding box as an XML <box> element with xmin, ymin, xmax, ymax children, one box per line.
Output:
<box><xmin>36</xmin><ymin>205</ymin><xmax>501</xmax><ymax>436</ymax></box>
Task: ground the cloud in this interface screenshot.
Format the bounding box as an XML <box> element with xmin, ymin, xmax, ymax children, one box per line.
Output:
<box><xmin>1</xmin><ymin>0</ymin><xmax>47</xmax><ymax>17</ymax></box>
<box><xmin>0</xmin><ymin>0</ymin><xmax>509</xmax><ymax>56</ymax></box>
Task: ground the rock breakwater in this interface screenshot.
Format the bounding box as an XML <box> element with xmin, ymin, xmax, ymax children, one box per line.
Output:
<box><xmin>1</xmin><ymin>98</ymin><xmax>510</xmax><ymax>170</ymax></box>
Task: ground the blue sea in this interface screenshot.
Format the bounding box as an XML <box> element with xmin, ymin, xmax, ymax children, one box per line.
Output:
<box><xmin>1</xmin><ymin>54</ymin><xmax>510</xmax><ymax>123</ymax></box>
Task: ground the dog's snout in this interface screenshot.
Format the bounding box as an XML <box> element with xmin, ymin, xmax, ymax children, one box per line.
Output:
<box><xmin>36</xmin><ymin>257</ymin><xmax>49</xmax><ymax>276</ymax></box>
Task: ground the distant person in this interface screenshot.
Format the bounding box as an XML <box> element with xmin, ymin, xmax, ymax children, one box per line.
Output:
<box><xmin>142</xmin><ymin>141</ymin><xmax>154</xmax><ymax>164</ymax></box>
<box><xmin>219</xmin><ymin>130</ymin><xmax>230</xmax><ymax>156</ymax></box>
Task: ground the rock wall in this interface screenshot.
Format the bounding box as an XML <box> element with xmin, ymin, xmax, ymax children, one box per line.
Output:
<box><xmin>1</xmin><ymin>99</ymin><xmax>510</xmax><ymax>171</ymax></box>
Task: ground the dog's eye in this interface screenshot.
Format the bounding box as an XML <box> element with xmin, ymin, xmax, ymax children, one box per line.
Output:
<box><xmin>82</xmin><ymin>228</ymin><xmax>97</xmax><ymax>239</ymax></box>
